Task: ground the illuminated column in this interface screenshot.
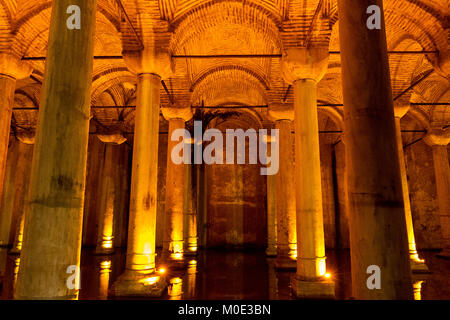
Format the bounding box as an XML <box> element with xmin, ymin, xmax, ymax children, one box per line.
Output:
<box><xmin>268</xmin><ymin>107</ymin><xmax>296</xmax><ymax>269</ymax></box>
<box><xmin>266</xmin><ymin>148</ymin><xmax>277</xmax><ymax>257</ymax></box>
<box><xmin>282</xmin><ymin>48</ymin><xmax>334</xmax><ymax>298</ymax></box>
<box><xmin>161</xmin><ymin>107</ymin><xmax>193</xmax><ymax>266</ymax></box>
<box><xmin>15</xmin><ymin>0</ymin><xmax>97</xmax><ymax>299</ymax></box>
<box><xmin>337</xmin><ymin>0</ymin><xmax>413</xmax><ymax>299</ymax></box>
<box><xmin>424</xmin><ymin>128</ymin><xmax>450</xmax><ymax>258</ymax></box>
<box><xmin>94</xmin><ymin>135</ymin><xmax>127</xmax><ymax>255</ymax></box>
<box><xmin>111</xmin><ymin>50</ymin><xmax>172</xmax><ymax>296</ymax></box>
<box><xmin>184</xmin><ymin>159</ymin><xmax>198</xmax><ymax>256</ymax></box>
<box><xmin>394</xmin><ymin>103</ymin><xmax>429</xmax><ymax>272</ymax></box>
<box><xmin>10</xmin><ymin>133</ymin><xmax>35</xmax><ymax>254</ymax></box>
<box><xmin>0</xmin><ymin>56</ymin><xmax>31</xmax><ymax>246</ymax></box>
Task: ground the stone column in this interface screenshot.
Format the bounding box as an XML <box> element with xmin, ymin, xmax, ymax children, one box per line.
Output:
<box><xmin>15</xmin><ymin>0</ymin><xmax>97</xmax><ymax>299</ymax></box>
<box><xmin>282</xmin><ymin>48</ymin><xmax>334</xmax><ymax>298</ymax></box>
<box><xmin>184</xmin><ymin>158</ymin><xmax>198</xmax><ymax>256</ymax></box>
<box><xmin>337</xmin><ymin>0</ymin><xmax>413</xmax><ymax>299</ymax></box>
<box><xmin>268</xmin><ymin>106</ymin><xmax>296</xmax><ymax>269</ymax></box>
<box><xmin>423</xmin><ymin>128</ymin><xmax>450</xmax><ymax>258</ymax></box>
<box><xmin>161</xmin><ymin>107</ymin><xmax>193</xmax><ymax>266</ymax></box>
<box><xmin>0</xmin><ymin>54</ymin><xmax>31</xmax><ymax>217</ymax></box>
<box><xmin>94</xmin><ymin>134</ymin><xmax>127</xmax><ymax>255</ymax></box>
<box><xmin>394</xmin><ymin>103</ymin><xmax>429</xmax><ymax>272</ymax></box>
<box><xmin>266</xmin><ymin>158</ymin><xmax>277</xmax><ymax>256</ymax></box>
<box><xmin>9</xmin><ymin>133</ymin><xmax>35</xmax><ymax>254</ymax></box>
<box><xmin>111</xmin><ymin>50</ymin><xmax>173</xmax><ymax>296</ymax></box>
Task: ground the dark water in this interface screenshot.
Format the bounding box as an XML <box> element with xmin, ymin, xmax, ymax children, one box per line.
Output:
<box><xmin>1</xmin><ymin>248</ymin><xmax>448</xmax><ymax>300</ymax></box>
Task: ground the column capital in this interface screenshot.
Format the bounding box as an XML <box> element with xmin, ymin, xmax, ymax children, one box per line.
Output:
<box><xmin>268</xmin><ymin>104</ymin><xmax>294</xmax><ymax>121</ymax></box>
<box><xmin>96</xmin><ymin>133</ymin><xmax>127</xmax><ymax>145</ymax></box>
<box><xmin>0</xmin><ymin>53</ymin><xmax>32</xmax><ymax>80</ymax></box>
<box><xmin>16</xmin><ymin>130</ymin><xmax>36</xmax><ymax>145</ymax></box>
<box><xmin>423</xmin><ymin>127</ymin><xmax>450</xmax><ymax>146</ymax></box>
<box><xmin>281</xmin><ymin>47</ymin><xmax>329</xmax><ymax>84</ymax></box>
<box><xmin>161</xmin><ymin>105</ymin><xmax>193</xmax><ymax>122</ymax></box>
<box><xmin>393</xmin><ymin>102</ymin><xmax>410</xmax><ymax>119</ymax></box>
<box><xmin>123</xmin><ymin>49</ymin><xmax>173</xmax><ymax>78</ymax></box>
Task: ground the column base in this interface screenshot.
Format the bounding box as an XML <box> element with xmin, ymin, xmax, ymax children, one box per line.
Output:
<box><xmin>110</xmin><ymin>270</ymin><xmax>166</xmax><ymax>297</ymax></box>
<box><xmin>265</xmin><ymin>248</ymin><xmax>277</xmax><ymax>257</ymax></box>
<box><xmin>290</xmin><ymin>276</ymin><xmax>335</xmax><ymax>299</ymax></box>
<box><xmin>8</xmin><ymin>247</ymin><xmax>21</xmax><ymax>255</ymax></box>
<box><xmin>410</xmin><ymin>259</ymin><xmax>430</xmax><ymax>273</ymax></box>
<box><xmin>94</xmin><ymin>247</ymin><xmax>115</xmax><ymax>255</ymax></box>
<box><xmin>275</xmin><ymin>256</ymin><xmax>296</xmax><ymax>270</ymax></box>
<box><xmin>436</xmin><ymin>248</ymin><xmax>450</xmax><ymax>259</ymax></box>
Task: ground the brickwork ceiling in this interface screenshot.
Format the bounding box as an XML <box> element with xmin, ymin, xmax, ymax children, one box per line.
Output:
<box><xmin>3</xmin><ymin>0</ymin><xmax>449</xmax><ymax>132</ymax></box>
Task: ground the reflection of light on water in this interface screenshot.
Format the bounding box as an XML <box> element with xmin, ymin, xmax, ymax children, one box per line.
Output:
<box><xmin>158</xmin><ymin>267</ymin><xmax>166</xmax><ymax>274</ymax></box>
<box><xmin>99</xmin><ymin>260</ymin><xmax>111</xmax><ymax>300</ymax></box>
<box><xmin>186</xmin><ymin>262</ymin><xmax>197</xmax><ymax>299</ymax></box>
<box><xmin>413</xmin><ymin>280</ymin><xmax>424</xmax><ymax>300</ymax></box>
<box><xmin>13</xmin><ymin>257</ymin><xmax>20</xmax><ymax>289</ymax></box>
<box><xmin>168</xmin><ymin>277</ymin><xmax>183</xmax><ymax>300</ymax></box>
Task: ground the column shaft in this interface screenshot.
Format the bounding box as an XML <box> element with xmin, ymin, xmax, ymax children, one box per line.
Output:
<box><xmin>184</xmin><ymin>162</ymin><xmax>198</xmax><ymax>255</ymax></box>
<box><xmin>125</xmin><ymin>73</ymin><xmax>161</xmax><ymax>272</ymax></box>
<box><xmin>0</xmin><ymin>75</ymin><xmax>16</xmax><ymax>214</ymax></box>
<box><xmin>337</xmin><ymin>0</ymin><xmax>413</xmax><ymax>299</ymax></box>
<box><xmin>163</xmin><ymin>118</ymin><xmax>186</xmax><ymax>262</ymax></box>
<box><xmin>95</xmin><ymin>144</ymin><xmax>116</xmax><ymax>254</ymax></box>
<box><xmin>293</xmin><ymin>79</ymin><xmax>327</xmax><ymax>279</ymax></box>
<box><xmin>431</xmin><ymin>145</ymin><xmax>450</xmax><ymax>256</ymax></box>
<box><xmin>15</xmin><ymin>0</ymin><xmax>97</xmax><ymax>299</ymax></box>
<box><xmin>395</xmin><ymin>118</ymin><xmax>428</xmax><ymax>272</ymax></box>
<box><xmin>266</xmin><ymin>172</ymin><xmax>277</xmax><ymax>256</ymax></box>
<box><xmin>275</xmin><ymin>120</ymin><xmax>296</xmax><ymax>269</ymax></box>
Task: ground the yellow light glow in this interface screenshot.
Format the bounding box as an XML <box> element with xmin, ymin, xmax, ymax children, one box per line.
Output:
<box><xmin>100</xmin><ymin>260</ymin><xmax>111</xmax><ymax>270</ymax></box>
<box><xmin>324</xmin><ymin>273</ymin><xmax>331</xmax><ymax>279</ymax></box>
<box><xmin>139</xmin><ymin>276</ymin><xmax>160</xmax><ymax>285</ymax></box>
<box><xmin>172</xmin><ymin>253</ymin><xmax>183</xmax><ymax>260</ymax></box>
<box><xmin>318</xmin><ymin>259</ymin><xmax>327</xmax><ymax>276</ymax></box>
<box><xmin>159</xmin><ymin>267</ymin><xmax>166</xmax><ymax>274</ymax></box>
<box><xmin>189</xmin><ymin>246</ymin><xmax>198</xmax><ymax>252</ymax></box>
<box><xmin>413</xmin><ymin>280</ymin><xmax>424</xmax><ymax>301</ymax></box>
<box><xmin>170</xmin><ymin>277</ymin><xmax>182</xmax><ymax>284</ymax></box>
<box><xmin>189</xmin><ymin>260</ymin><xmax>197</xmax><ymax>265</ymax></box>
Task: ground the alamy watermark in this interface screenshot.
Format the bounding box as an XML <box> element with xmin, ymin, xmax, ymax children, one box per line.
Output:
<box><xmin>170</xmin><ymin>121</ymin><xmax>279</xmax><ymax>176</ymax></box>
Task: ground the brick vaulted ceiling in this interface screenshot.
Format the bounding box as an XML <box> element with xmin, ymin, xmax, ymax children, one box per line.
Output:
<box><xmin>3</xmin><ymin>0</ymin><xmax>449</xmax><ymax>135</ymax></box>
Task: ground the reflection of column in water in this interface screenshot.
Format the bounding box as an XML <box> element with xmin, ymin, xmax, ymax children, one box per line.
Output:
<box><xmin>0</xmin><ymin>248</ymin><xmax>7</xmax><ymax>279</ymax></box>
<box><xmin>168</xmin><ymin>277</ymin><xmax>183</xmax><ymax>300</ymax></box>
<box><xmin>413</xmin><ymin>280</ymin><xmax>424</xmax><ymax>301</ymax></box>
<box><xmin>99</xmin><ymin>260</ymin><xmax>112</xmax><ymax>300</ymax></box>
<box><xmin>266</xmin><ymin>258</ymin><xmax>278</xmax><ymax>300</ymax></box>
<box><xmin>13</xmin><ymin>257</ymin><xmax>20</xmax><ymax>290</ymax></box>
<box><xmin>185</xmin><ymin>260</ymin><xmax>197</xmax><ymax>298</ymax></box>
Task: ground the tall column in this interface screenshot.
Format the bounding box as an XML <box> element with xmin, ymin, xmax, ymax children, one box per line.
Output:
<box><xmin>9</xmin><ymin>133</ymin><xmax>35</xmax><ymax>254</ymax></box>
<box><xmin>268</xmin><ymin>107</ymin><xmax>296</xmax><ymax>269</ymax></box>
<box><xmin>266</xmin><ymin>154</ymin><xmax>277</xmax><ymax>257</ymax></box>
<box><xmin>0</xmin><ymin>54</ymin><xmax>32</xmax><ymax>237</ymax></box>
<box><xmin>424</xmin><ymin>128</ymin><xmax>450</xmax><ymax>258</ymax></box>
<box><xmin>111</xmin><ymin>49</ymin><xmax>173</xmax><ymax>296</ymax></box>
<box><xmin>337</xmin><ymin>0</ymin><xmax>413</xmax><ymax>299</ymax></box>
<box><xmin>161</xmin><ymin>107</ymin><xmax>193</xmax><ymax>267</ymax></box>
<box><xmin>184</xmin><ymin>159</ymin><xmax>198</xmax><ymax>256</ymax></box>
<box><xmin>94</xmin><ymin>134</ymin><xmax>127</xmax><ymax>255</ymax></box>
<box><xmin>15</xmin><ymin>0</ymin><xmax>97</xmax><ymax>299</ymax></box>
<box><xmin>282</xmin><ymin>48</ymin><xmax>334</xmax><ymax>298</ymax></box>
<box><xmin>394</xmin><ymin>103</ymin><xmax>429</xmax><ymax>272</ymax></box>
